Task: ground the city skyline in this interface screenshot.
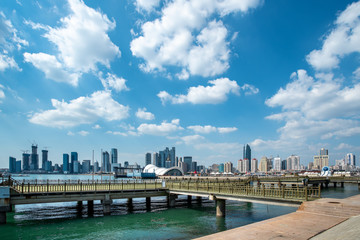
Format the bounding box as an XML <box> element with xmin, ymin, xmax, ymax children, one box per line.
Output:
<box><xmin>1</xmin><ymin>0</ymin><xmax>360</xmax><ymax>168</ymax></box>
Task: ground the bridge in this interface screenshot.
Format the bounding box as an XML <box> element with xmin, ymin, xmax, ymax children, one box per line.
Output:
<box><xmin>0</xmin><ymin>176</ymin><xmax>321</xmax><ymax>224</ymax></box>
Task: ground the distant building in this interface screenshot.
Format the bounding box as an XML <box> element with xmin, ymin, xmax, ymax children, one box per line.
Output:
<box><xmin>94</xmin><ymin>161</ymin><xmax>100</xmax><ymax>172</ymax></box>
<box><xmin>71</xmin><ymin>152</ymin><xmax>78</xmax><ymax>173</ymax></box>
<box><xmin>224</xmin><ymin>162</ymin><xmax>233</xmax><ymax>173</ymax></box>
<box><xmin>82</xmin><ymin>160</ymin><xmax>91</xmax><ymax>173</ymax></box>
<box><xmin>237</xmin><ymin>159</ymin><xmax>243</xmax><ymax>172</ymax></box>
<box><xmin>243</xmin><ymin>144</ymin><xmax>251</xmax><ymax>172</ymax></box>
<box><xmin>219</xmin><ymin>163</ymin><xmax>224</xmax><ymax>173</ymax></box>
<box><xmin>22</xmin><ymin>153</ymin><xmax>30</xmax><ymax>171</ymax></box>
<box><xmin>313</xmin><ymin>148</ymin><xmax>328</xmax><ymax>169</ymax></box>
<box><xmin>41</xmin><ymin>150</ymin><xmax>48</xmax><ymax>170</ymax></box>
<box><xmin>9</xmin><ymin>157</ymin><xmax>16</xmax><ymax>173</ymax></box>
<box><xmin>260</xmin><ymin>156</ymin><xmax>269</xmax><ymax>172</ymax></box>
<box><xmin>73</xmin><ymin>160</ymin><xmax>79</xmax><ymax>173</ymax></box>
<box><xmin>273</xmin><ymin>157</ymin><xmax>281</xmax><ymax>171</ymax></box>
<box><xmin>63</xmin><ymin>154</ymin><xmax>69</xmax><ymax>173</ymax></box>
<box><xmin>251</xmin><ymin>158</ymin><xmax>258</xmax><ymax>173</ymax></box>
<box><xmin>45</xmin><ymin>160</ymin><xmax>52</xmax><ymax>172</ymax></box>
<box><xmin>16</xmin><ymin>160</ymin><xmax>21</xmax><ymax>173</ymax></box>
<box><xmin>30</xmin><ymin>144</ymin><xmax>39</xmax><ymax>170</ymax></box>
<box><xmin>145</xmin><ymin>152</ymin><xmax>152</xmax><ymax>166</ymax></box>
<box><xmin>184</xmin><ymin>156</ymin><xmax>192</xmax><ymax>173</ymax></box>
<box><xmin>102</xmin><ymin>151</ymin><xmax>110</xmax><ymax>172</ymax></box>
<box><xmin>191</xmin><ymin>161</ymin><xmax>197</xmax><ymax>172</ymax></box>
<box><xmin>158</xmin><ymin>147</ymin><xmax>176</xmax><ymax>167</ymax></box>
<box><xmin>346</xmin><ymin>153</ymin><xmax>355</xmax><ymax>166</ymax></box>
<box><xmin>281</xmin><ymin>159</ymin><xmax>287</xmax><ymax>170</ymax></box>
<box><xmin>111</xmin><ymin>148</ymin><xmax>118</xmax><ymax>164</ymax></box>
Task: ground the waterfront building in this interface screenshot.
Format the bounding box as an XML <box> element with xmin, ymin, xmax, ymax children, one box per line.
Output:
<box><xmin>16</xmin><ymin>160</ymin><xmax>21</xmax><ymax>173</ymax></box>
<box><xmin>211</xmin><ymin>164</ymin><xmax>219</xmax><ymax>172</ymax></box>
<box><xmin>41</xmin><ymin>150</ymin><xmax>48</xmax><ymax>170</ymax></box>
<box><xmin>224</xmin><ymin>162</ymin><xmax>233</xmax><ymax>173</ymax></box>
<box><xmin>243</xmin><ymin>144</ymin><xmax>251</xmax><ymax>172</ymax></box>
<box><xmin>281</xmin><ymin>159</ymin><xmax>287</xmax><ymax>170</ymax></box>
<box><xmin>145</xmin><ymin>152</ymin><xmax>151</xmax><ymax>166</ymax></box>
<box><xmin>30</xmin><ymin>144</ymin><xmax>39</xmax><ymax>170</ymax></box>
<box><xmin>178</xmin><ymin>157</ymin><xmax>183</xmax><ymax>167</ymax></box>
<box><xmin>219</xmin><ymin>163</ymin><xmax>224</xmax><ymax>173</ymax></box>
<box><xmin>286</xmin><ymin>155</ymin><xmax>300</xmax><ymax>170</ymax></box>
<box><xmin>175</xmin><ymin>157</ymin><xmax>179</xmax><ymax>167</ymax></box>
<box><xmin>273</xmin><ymin>157</ymin><xmax>281</xmax><ymax>171</ymax></box>
<box><xmin>308</xmin><ymin>162</ymin><xmax>314</xmax><ymax>170</ymax></box>
<box><xmin>45</xmin><ymin>160</ymin><xmax>52</xmax><ymax>172</ymax></box>
<box><xmin>260</xmin><ymin>156</ymin><xmax>269</xmax><ymax>172</ymax></box>
<box><xmin>251</xmin><ymin>158</ymin><xmax>258</xmax><ymax>173</ymax></box>
<box><xmin>82</xmin><ymin>160</ymin><xmax>91</xmax><ymax>173</ymax></box>
<box><xmin>179</xmin><ymin>161</ymin><xmax>187</xmax><ymax>173</ymax></box>
<box><xmin>184</xmin><ymin>156</ymin><xmax>192</xmax><ymax>172</ymax></box>
<box><xmin>286</xmin><ymin>156</ymin><xmax>292</xmax><ymax>171</ymax></box>
<box><xmin>94</xmin><ymin>161</ymin><xmax>100</xmax><ymax>172</ymax></box>
<box><xmin>243</xmin><ymin>159</ymin><xmax>250</xmax><ymax>173</ymax></box>
<box><xmin>70</xmin><ymin>152</ymin><xmax>78</xmax><ymax>173</ymax></box>
<box><xmin>237</xmin><ymin>159</ymin><xmax>243</xmax><ymax>172</ymax></box>
<box><xmin>73</xmin><ymin>160</ymin><xmax>79</xmax><ymax>173</ymax></box>
<box><xmin>63</xmin><ymin>154</ymin><xmax>69</xmax><ymax>173</ymax></box>
<box><xmin>165</xmin><ymin>155</ymin><xmax>171</xmax><ymax>168</ymax></box>
<box><xmin>9</xmin><ymin>157</ymin><xmax>16</xmax><ymax>173</ymax></box>
<box><xmin>191</xmin><ymin>161</ymin><xmax>197</xmax><ymax>172</ymax></box>
<box><xmin>102</xmin><ymin>151</ymin><xmax>110</xmax><ymax>172</ymax></box>
<box><xmin>111</xmin><ymin>148</ymin><xmax>118</xmax><ymax>164</ymax></box>
<box><xmin>313</xmin><ymin>148</ymin><xmax>329</xmax><ymax>169</ymax></box>
<box><xmin>22</xmin><ymin>153</ymin><xmax>30</xmax><ymax>171</ymax></box>
<box><xmin>346</xmin><ymin>153</ymin><xmax>356</xmax><ymax>167</ymax></box>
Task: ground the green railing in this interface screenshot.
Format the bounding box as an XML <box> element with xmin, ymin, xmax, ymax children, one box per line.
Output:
<box><xmin>165</xmin><ymin>180</ymin><xmax>321</xmax><ymax>201</ymax></box>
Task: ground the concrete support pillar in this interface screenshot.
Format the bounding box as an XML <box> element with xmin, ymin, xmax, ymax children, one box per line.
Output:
<box><xmin>168</xmin><ymin>194</ymin><xmax>176</xmax><ymax>208</ymax></box>
<box><xmin>341</xmin><ymin>182</ymin><xmax>344</xmax><ymax>188</ymax></box>
<box><xmin>146</xmin><ymin>197</ymin><xmax>151</xmax><ymax>210</ymax></box>
<box><xmin>216</xmin><ymin>199</ymin><xmax>226</xmax><ymax>217</ymax></box>
<box><xmin>196</xmin><ymin>196</ymin><xmax>202</xmax><ymax>204</ymax></box>
<box><xmin>76</xmin><ymin>201</ymin><xmax>83</xmax><ymax>217</ymax></box>
<box><xmin>77</xmin><ymin>201</ymin><xmax>83</xmax><ymax>208</ymax></box>
<box><xmin>127</xmin><ymin>198</ymin><xmax>133</xmax><ymax>213</ymax></box>
<box><xmin>87</xmin><ymin>200</ymin><xmax>94</xmax><ymax>216</ymax></box>
<box><xmin>187</xmin><ymin>195</ymin><xmax>192</xmax><ymax>205</ymax></box>
<box><xmin>334</xmin><ymin>182</ymin><xmax>337</xmax><ymax>188</ymax></box>
<box><xmin>325</xmin><ymin>182</ymin><xmax>329</xmax><ymax>188</ymax></box>
<box><xmin>0</xmin><ymin>212</ymin><xmax>6</xmax><ymax>224</ymax></box>
<box><xmin>358</xmin><ymin>183</ymin><xmax>360</xmax><ymax>190</ymax></box>
<box><xmin>102</xmin><ymin>195</ymin><xmax>112</xmax><ymax>215</ymax></box>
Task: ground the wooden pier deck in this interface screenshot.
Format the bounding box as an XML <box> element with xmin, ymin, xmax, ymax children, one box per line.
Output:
<box><xmin>196</xmin><ymin>194</ymin><xmax>360</xmax><ymax>240</ymax></box>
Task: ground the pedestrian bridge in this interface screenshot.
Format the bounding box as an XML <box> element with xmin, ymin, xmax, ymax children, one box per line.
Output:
<box><xmin>0</xmin><ymin>177</ymin><xmax>321</xmax><ymax>224</ymax></box>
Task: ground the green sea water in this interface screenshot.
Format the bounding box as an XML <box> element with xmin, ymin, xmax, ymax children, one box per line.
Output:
<box><xmin>1</xmin><ymin>175</ymin><xmax>359</xmax><ymax>240</ymax></box>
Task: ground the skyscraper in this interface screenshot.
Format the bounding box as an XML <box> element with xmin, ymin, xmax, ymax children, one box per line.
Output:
<box><xmin>184</xmin><ymin>156</ymin><xmax>192</xmax><ymax>173</ymax></box>
<box><xmin>243</xmin><ymin>144</ymin><xmax>251</xmax><ymax>172</ymax></box>
<box><xmin>251</xmin><ymin>158</ymin><xmax>258</xmax><ymax>173</ymax></box>
<box><xmin>71</xmin><ymin>152</ymin><xmax>78</xmax><ymax>173</ymax></box>
<box><xmin>102</xmin><ymin>151</ymin><xmax>110</xmax><ymax>172</ymax></box>
<box><xmin>111</xmin><ymin>148</ymin><xmax>118</xmax><ymax>163</ymax></box>
<box><xmin>22</xmin><ymin>153</ymin><xmax>30</xmax><ymax>171</ymax></box>
<box><xmin>273</xmin><ymin>157</ymin><xmax>281</xmax><ymax>171</ymax></box>
<box><xmin>63</xmin><ymin>154</ymin><xmax>69</xmax><ymax>173</ymax></box>
<box><xmin>42</xmin><ymin>150</ymin><xmax>48</xmax><ymax>170</ymax></box>
<box><xmin>346</xmin><ymin>153</ymin><xmax>356</xmax><ymax>166</ymax></box>
<box><xmin>30</xmin><ymin>144</ymin><xmax>39</xmax><ymax>170</ymax></box>
<box><xmin>153</xmin><ymin>152</ymin><xmax>159</xmax><ymax>166</ymax></box>
<box><xmin>224</xmin><ymin>162</ymin><xmax>233</xmax><ymax>173</ymax></box>
<box><xmin>145</xmin><ymin>153</ymin><xmax>151</xmax><ymax>166</ymax></box>
<box><xmin>9</xmin><ymin>156</ymin><xmax>16</xmax><ymax>173</ymax></box>
<box><xmin>313</xmin><ymin>148</ymin><xmax>329</xmax><ymax>169</ymax></box>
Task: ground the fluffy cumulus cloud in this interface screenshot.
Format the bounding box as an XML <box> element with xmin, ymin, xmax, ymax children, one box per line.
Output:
<box><xmin>29</xmin><ymin>91</ymin><xmax>129</xmax><ymax>127</ymax></box>
<box><xmin>137</xmin><ymin>119</ymin><xmax>183</xmax><ymax>136</ymax></box>
<box><xmin>24</xmin><ymin>53</ymin><xmax>80</xmax><ymax>86</ymax></box>
<box><xmin>131</xmin><ymin>0</ymin><xmax>261</xmax><ymax>79</ymax></box>
<box><xmin>158</xmin><ymin>78</ymin><xmax>242</xmax><ymax>104</ymax></box>
<box><xmin>136</xmin><ymin>108</ymin><xmax>155</xmax><ymax>120</ymax></box>
<box><xmin>187</xmin><ymin>125</ymin><xmax>237</xmax><ymax>134</ymax></box>
<box><xmin>100</xmin><ymin>73</ymin><xmax>129</xmax><ymax>92</ymax></box>
<box><xmin>24</xmin><ymin>0</ymin><xmax>120</xmax><ymax>85</ymax></box>
<box><xmin>0</xmin><ymin>84</ymin><xmax>5</xmax><ymax>101</ymax></box>
<box><xmin>0</xmin><ymin>12</ymin><xmax>28</xmax><ymax>71</ymax></box>
<box><xmin>306</xmin><ymin>1</ymin><xmax>360</xmax><ymax>70</ymax></box>
<box><xmin>135</xmin><ymin>0</ymin><xmax>160</xmax><ymax>13</ymax></box>
<box><xmin>253</xmin><ymin>69</ymin><xmax>360</xmax><ymax>151</ymax></box>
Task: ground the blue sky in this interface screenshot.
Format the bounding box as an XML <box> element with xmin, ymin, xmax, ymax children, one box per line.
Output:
<box><xmin>1</xmin><ymin>0</ymin><xmax>359</xmax><ymax>168</ymax></box>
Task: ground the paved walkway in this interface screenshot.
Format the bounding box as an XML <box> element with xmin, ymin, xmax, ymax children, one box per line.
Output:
<box><xmin>196</xmin><ymin>194</ymin><xmax>360</xmax><ymax>240</ymax></box>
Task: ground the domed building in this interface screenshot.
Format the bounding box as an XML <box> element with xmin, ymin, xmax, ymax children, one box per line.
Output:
<box><xmin>143</xmin><ymin>164</ymin><xmax>184</xmax><ymax>176</ymax></box>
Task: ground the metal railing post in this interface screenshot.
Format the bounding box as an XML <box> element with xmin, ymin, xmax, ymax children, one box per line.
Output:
<box><xmin>305</xmin><ymin>186</ymin><xmax>308</xmax><ymax>201</ymax></box>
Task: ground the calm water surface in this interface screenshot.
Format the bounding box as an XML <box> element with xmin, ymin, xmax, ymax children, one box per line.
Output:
<box><xmin>1</xmin><ymin>174</ymin><xmax>359</xmax><ymax>240</ymax></box>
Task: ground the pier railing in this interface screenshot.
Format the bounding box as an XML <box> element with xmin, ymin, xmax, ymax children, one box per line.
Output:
<box><xmin>165</xmin><ymin>180</ymin><xmax>321</xmax><ymax>201</ymax></box>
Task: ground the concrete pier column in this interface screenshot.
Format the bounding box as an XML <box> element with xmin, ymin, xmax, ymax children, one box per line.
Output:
<box><xmin>325</xmin><ymin>182</ymin><xmax>329</xmax><ymax>188</ymax></box>
<box><xmin>76</xmin><ymin>201</ymin><xmax>83</xmax><ymax>217</ymax></box>
<box><xmin>87</xmin><ymin>200</ymin><xmax>94</xmax><ymax>216</ymax></box>
<box><xmin>216</xmin><ymin>199</ymin><xmax>226</xmax><ymax>217</ymax></box>
<box><xmin>146</xmin><ymin>197</ymin><xmax>151</xmax><ymax>210</ymax></box>
<box><xmin>127</xmin><ymin>198</ymin><xmax>133</xmax><ymax>213</ymax></box>
<box><xmin>341</xmin><ymin>182</ymin><xmax>344</xmax><ymax>188</ymax></box>
<box><xmin>196</xmin><ymin>196</ymin><xmax>202</xmax><ymax>204</ymax></box>
<box><xmin>0</xmin><ymin>212</ymin><xmax>6</xmax><ymax>224</ymax></box>
<box><xmin>187</xmin><ymin>195</ymin><xmax>192</xmax><ymax>205</ymax></box>
<box><xmin>168</xmin><ymin>194</ymin><xmax>176</xmax><ymax>208</ymax></box>
<box><xmin>334</xmin><ymin>182</ymin><xmax>337</xmax><ymax>188</ymax></box>
<box><xmin>102</xmin><ymin>195</ymin><xmax>112</xmax><ymax>215</ymax></box>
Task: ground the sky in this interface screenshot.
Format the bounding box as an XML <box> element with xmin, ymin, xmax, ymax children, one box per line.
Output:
<box><xmin>0</xmin><ymin>0</ymin><xmax>360</xmax><ymax>168</ymax></box>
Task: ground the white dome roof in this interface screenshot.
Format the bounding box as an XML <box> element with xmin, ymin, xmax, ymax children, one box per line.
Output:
<box><xmin>143</xmin><ymin>164</ymin><xmax>184</xmax><ymax>176</ymax></box>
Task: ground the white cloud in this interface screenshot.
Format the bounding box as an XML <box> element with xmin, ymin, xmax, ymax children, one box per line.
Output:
<box><xmin>179</xmin><ymin>134</ymin><xmax>205</xmax><ymax>145</ymax></box>
<box><xmin>0</xmin><ymin>54</ymin><xmax>20</xmax><ymax>71</ymax></box>
<box><xmin>136</xmin><ymin>108</ymin><xmax>155</xmax><ymax>120</ymax></box>
<box><xmin>306</xmin><ymin>1</ymin><xmax>360</xmax><ymax>70</ymax></box>
<box><xmin>158</xmin><ymin>78</ymin><xmax>240</xmax><ymax>104</ymax></box>
<box><xmin>241</xmin><ymin>84</ymin><xmax>259</xmax><ymax>95</ymax></box>
<box><xmin>187</xmin><ymin>125</ymin><xmax>237</xmax><ymax>134</ymax></box>
<box><xmin>0</xmin><ymin>86</ymin><xmax>5</xmax><ymax>101</ymax></box>
<box><xmin>100</xmin><ymin>73</ymin><xmax>129</xmax><ymax>92</ymax></box>
<box><xmin>335</xmin><ymin>143</ymin><xmax>354</xmax><ymax>150</ymax></box>
<box><xmin>92</xmin><ymin>124</ymin><xmax>101</xmax><ymax>129</ymax></box>
<box><xmin>137</xmin><ymin>119</ymin><xmax>183</xmax><ymax>136</ymax></box>
<box><xmin>67</xmin><ymin>131</ymin><xmax>75</xmax><ymax>136</ymax></box>
<box><xmin>106</xmin><ymin>131</ymin><xmax>128</xmax><ymax>136</ymax></box>
<box><xmin>29</xmin><ymin>90</ymin><xmax>129</xmax><ymax>128</ymax></box>
<box><xmin>24</xmin><ymin>53</ymin><xmax>80</xmax><ymax>86</ymax></box>
<box><xmin>25</xmin><ymin>0</ymin><xmax>120</xmax><ymax>85</ymax></box>
<box><xmin>135</xmin><ymin>0</ymin><xmax>160</xmax><ymax>13</ymax></box>
<box><xmin>78</xmin><ymin>130</ymin><xmax>89</xmax><ymax>136</ymax></box>
<box><xmin>354</xmin><ymin>67</ymin><xmax>360</xmax><ymax>80</ymax></box>
<box><xmin>130</xmin><ymin>0</ymin><xmax>261</xmax><ymax>79</ymax></box>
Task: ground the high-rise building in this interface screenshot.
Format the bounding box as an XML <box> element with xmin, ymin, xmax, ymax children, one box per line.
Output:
<box><xmin>273</xmin><ymin>157</ymin><xmax>281</xmax><ymax>171</ymax></box>
<box><xmin>63</xmin><ymin>154</ymin><xmax>69</xmax><ymax>173</ymax></box>
<box><xmin>41</xmin><ymin>150</ymin><xmax>48</xmax><ymax>170</ymax></box>
<box><xmin>45</xmin><ymin>161</ymin><xmax>52</xmax><ymax>172</ymax></box>
<box><xmin>94</xmin><ymin>161</ymin><xmax>100</xmax><ymax>172</ymax></box>
<box><xmin>243</xmin><ymin>144</ymin><xmax>251</xmax><ymax>172</ymax></box>
<box><xmin>281</xmin><ymin>159</ymin><xmax>287</xmax><ymax>170</ymax></box>
<box><xmin>224</xmin><ymin>162</ymin><xmax>233</xmax><ymax>173</ymax></box>
<box><xmin>219</xmin><ymin>163</ymin><xmax>224</xmax><ymax>173</ymax></box>
<box><xmin>251</xmin><ymin>158</ymin><xmax>258</xmax><ymax>173</ymax></box>
<box><xmin>22</xmin><ymin>153</ymin><xmax>30</xmax><ymax>171</ymax></box>
<box><xmin>145</xmin><ymin>153</ymin><xmax>151</xmax><ymax>166</ymax></box>
<box><xmin>175</xmin><ymin>157</ymin><xmax>179</xmax><ymax>167</ymax></box>
<box><xmin>9</xmin><ymin>157</ymin><xmax>16</xmax><ymax>173</ymax></box>
<box><xmin>73</xmin><ymin>160</ymin><xmax>79</xmax><ymax>173</ymax></box>
<box><xmin>30</xmin><ymin>144</ymin><xmax>39</xmax><ymax>170</ymax></box>
<box><xmin>153</xmin><ymin>152</ymin><xmax>159</xmax><ymax>166</ymax></box>
<box><xmin>158</xmin><ymin>147</ymin><xmax>176</xmax><ymax>168</ymax></box>
<box><xmin>102</xmin><ymin>151</ymin><xmax>110</xmax><ymax>172</ymax></box>
<box><xmin>346</xmin><ymin>153</ymin><xmax>356</xmax><ymax>166</ymax></box>
<box><xmin>170</xmin><ymin>147</ymin><xmax>176</xmax><ymax>167</ymax></box>
<box><xmin>183</xmin><ymin>156</ymin><xmax>192</xmax><ymax>172</ymax></box>
<box><xmin>243</xmin><ymin>159</ymin><xmax>250</xmax><ymax>173</ymax></box>
<box><xmin>16</xmin><ymin>160</ymin><xmax>21</xmax><ymax>173</ymax></box>
<box><xmin>191</xmin><ymin>161</ymin><xmax>197</xmax><ymax>172</ymax></box>
<box><xmin>260</xmin><ymin>156</ymin><xmax>269</xmax><ymax>172</ymax></box>
<box><xmin>237</xmin><ymin>159</ymin><xmax>243</xmax><ymax>172</ymax></box>
<box><xmin>82</xmin><ymin>160</ymin><xmax>91</xmax><ymax>173</ymax></box>
<box><xmin>111</xmin><ymin>148</ymin><xmax>118</xmax><ymax>163</ymax></box>
<box><xmin>314</xmin><ymin>149</ymin><xmax>329</xmax><ymax>169</ymax></box>
<box><xmin>70</xmin><ymin>152</ymin><xmax>78</xmax><ymax>173</ymax></box>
